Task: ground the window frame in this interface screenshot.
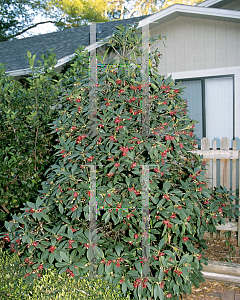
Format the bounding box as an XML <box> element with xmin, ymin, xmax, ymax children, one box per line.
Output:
<box><xmin>175</xmin><ymin>74</ymin><xmax>235</xmax><ymax>144</ymax></box>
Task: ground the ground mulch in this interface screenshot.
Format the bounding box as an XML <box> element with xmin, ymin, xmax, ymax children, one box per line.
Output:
<box><xmin>180</xmin><ymin>231</ymin><xmax>240</xmax><ymax>299</ymax></box>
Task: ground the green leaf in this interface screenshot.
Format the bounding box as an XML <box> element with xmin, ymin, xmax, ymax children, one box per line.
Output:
<box><xmin>115</xmin><ymin>243</ymin><xmax>124</xmax><ymax>256</ymax></box>
<box><xmin>163</xmin><ymin>181</ymin><xmax>171</xmax><ymax>193</ymax></box>
<box><xmin>122</xmin><ymin>281</ymin><xmax>127</xmax><ymax>296</ymax></box>
<box><xmin>49</xmin><ymin>252</ymin><xmax>55</xmax><ymax>264</ymax></box>
<box><xmin>202</xmin><ymin>190</ymin><xmax>211</xmax><ymax>198</ymax></box>
<box><xmin>134</xmin><ymin>261</ymin><xmax>142</xmax><ymax>275</ymax></box>
<box><xmin>158</xmin><ymin>237</ymin><xmax>165</xmax><ymax>250</ymax></box>
<box><xmin>94</xmin><ymin>246</ymin><xmax>104</xmax><ymax>258</ymax></box>
<box><xmin>179</xmin><ymin>254</ymin><xmax>189</xmax><ymax>266</ymax></box>
<box><xmin>126</xmin><ymin>177</ymin><xmax>130</xmax><ymax>186</ymax></box>
<box><xmin>60</xmin><ymin>251</ymin><xmax>70</xmax><ymax>263</ymax></box>
<box><xmin>98</xmin><ymin>263</ymin><xmax>104</xmax><ymax>276</ymax></box>
<box><xmin>59</xmin><ymin>203</ymin><xmax>64</xmax><ymax>214</ymax></box>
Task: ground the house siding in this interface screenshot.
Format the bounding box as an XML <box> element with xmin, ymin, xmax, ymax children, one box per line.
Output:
<box><xmin>150</xmin><ymin>16</ymin><xmax>240</xmax><ymax>75</ymax></box>
<box><xmin>221</xmin><ymin>0</ymin><xmax>240</xmax><ymax>10</ymax></box>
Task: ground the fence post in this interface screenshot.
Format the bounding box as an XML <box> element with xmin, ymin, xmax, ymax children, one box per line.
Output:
<box><xmin>201</xmin><ymin>137</ymin><xmax>211</xmax><ymax>189</ymax></box>
<box><xmin>220</xmin><ymin>137</ymin><xmax>230</xmax><ymax>190</ymax></box>
<box><xmin>212</xmin><ymin>140</ymin><xmax>217</xmax><ymax>189</ymax></box>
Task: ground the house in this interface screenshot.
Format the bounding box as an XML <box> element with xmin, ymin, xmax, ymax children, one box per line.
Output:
<box><xmin>0</xmin><ymin>0</ymin><xmax>239</xmax><ymax>150</ymax></box>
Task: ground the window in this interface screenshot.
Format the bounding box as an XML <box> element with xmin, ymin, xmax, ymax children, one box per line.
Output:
<box><xmin>175</xmin><ymin>75</ymin><xmax>234</xmax><ymax>148</ymax></box>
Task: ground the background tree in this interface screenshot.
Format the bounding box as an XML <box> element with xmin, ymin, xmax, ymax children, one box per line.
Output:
<box><xmin>0</xmin><ymin>0</ymin><xmax>56</xmax><ymax>41</ymax></box>
<box><xmin>0</xmin><ymin>0</ymin><xmax>206</xmax><ymax>42</ymax></box>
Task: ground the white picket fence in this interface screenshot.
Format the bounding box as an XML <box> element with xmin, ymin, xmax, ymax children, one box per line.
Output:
<box><xmin>192</xmin><ymin>137</ymin><xmax>240</xmax><ymax>246</ymax></box>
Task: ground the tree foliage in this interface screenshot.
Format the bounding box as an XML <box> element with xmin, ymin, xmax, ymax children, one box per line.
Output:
<box><xmin>0</xmin><ymin>0</ymin><xmax>52</xmax><ymax>41</ymax></box>
<box><xmin>0</xmin><ymin>50</ymin><xmax>63</xmax><ymax>228</ymax></box>
<box><xmin>0</xmin><ymin>0</ymin><xmax>206</xmax><ymax>42</ymax></box>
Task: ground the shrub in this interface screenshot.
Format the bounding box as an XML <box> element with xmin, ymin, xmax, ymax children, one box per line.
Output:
<box><xmin>0</xmin><ymin>248</ymin><xmax>130</xmax><ymax>299</ymax></box>
<box><xmin>1</xmin><ymin>23</ymin><xmax>239</xmax><ymax>300</ymax></box>
<box><xmin>0</xmin><ymin>51</ymin><xmax>63</xmax><ymax>227</ymax></box>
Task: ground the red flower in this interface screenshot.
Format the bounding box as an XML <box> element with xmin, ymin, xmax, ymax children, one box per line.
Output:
<box><xmin>71</xmin><ymin>126</ymin><xmax>76</xmax><ymax>130</ymax></box>
<box><xmin>166</xmin><ymin>293</ymin><xmax>172</xmax><ymax>298</ymax></box>
<box><xmin>107</xmin><ymin>173</ymin><xmax>114</xmax><ymax>177</ymax></box>
<box><xmin>57</xmin><ymin>236</ymin><xmax>62</xmax><ymax>241</ymax></box>
<box><xmin>163</xmin><ymin>195</ymin><xmax>170</xmax><ymax>201</ymax></box>
<box><xmin>126</xmin><ymin>213</ymin><xmax>134</xmax><ymax>220</ymax></box>
<box><xmin>32</xmin><ymin>241</ymin><xmax>38</xmax><ymax>247</ymax></box>
<box><xmin>163</xmin><ymin>220</ymin><xmax>170</xmax><ymax>225</ymax></box>
<box><xmin>87</xmin><ymin>156</ymin><xmax>94</xmax><ymax>162</ymax></box>
<box><xmin>108</xmin><ymin>157</ymin><xmax>114</xmax><ymax>161</ymax></box>
<box><xmin>84</xmin><ymin>243</ymin><xmax>89</xmax><ymax>249</ymax></box>
<box><xmin>189</xmin><ymin>131</ymin><xmax>194</xmax><ymax>137</ymax></box>
<box><xmin>134</xmin><ymin>234</ymin><xmax>138</xmax><ymax>239</ymax></box>
<box><xmin>119</xmin><ymin>89</ymin><xmax>124</xmax><ymax>93</ymax></box>
<box><xmin>182</xmin><ymin>237</ymin><xmax>188</xmax><ymax>242</ymax></box>
<box><xmin>120</xmin><ymin>278</ymin><xmax>124</xmax><ymax>283</ymax></box>
<box><xmin>109</xmin><ymin>135</ymin><xmax>117</xmax><ymax>142</ymax></box>
<box><xmin>106</xmin><ymin>102</ymin><xmax>110</xmax><ymax>106</ymax></box>
<box><xmin>3</xmin><ymin>234</ymin><xmax>10</xmax><ymax>242</ymax></box>
<box><xmin>154</xmin><ymin>168</ymin><xmax>159</xmax><ymax>173</ymax></box>
<box><xmin>38</xmin><ymin>265</ymin><xmax>43</xmax><ymax>270</ymax></box>
<box><xmin>87</xmin><ymin>191</ymin><xmax>93</xmax><ymax>197</ymax></box>
<box><xmin>107</xmin><ymin>260</ymin><xmax>112</xmax><ymax>266</ymax></box>
<box><xmin>170</xmin><ymin>213</ymin><xmax>176</xmax><ymax>219</ymax></box>
<box><xmin>114</xmin><ymin>162</ymin><xmax>120</xmax><ymax>167</ymax></box>
<box><xmin>49</xmin><ymin>246</ymin><xmax>55</xmax><ymax>253</ymax></box>
<box><xmin>131</xmin><ymin>162</ymin><xmax>137</xmax><ymax>169</ymax></box>
<box><xmin>24</xmin><ymin>258</ymin><xmax>30</xmax><ymax>263</ymax></box>
<box><xmin>115</xmin><ymin>117</ymin><xmax>122</xmax><ymax>124</ymax></box>
<box><xmin>116</xmin><ymin>79</ymin><xmax>122</xmax><ymax>84</ymax></box>
<box><xmin>74</xmin><ymin>192</ymin><xmax>78</xmax><ymax>198</ymax></box>
<box><xmin>71</xmin><ymin>205</ymin><xmax>77</xmax><ymax>212</ymax></box>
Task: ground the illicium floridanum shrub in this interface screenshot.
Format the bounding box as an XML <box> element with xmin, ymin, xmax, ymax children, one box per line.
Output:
<box><xmin>1</xmin><ymin>23</ymin><xmax>239</xmax><ymax>300</ymax></box>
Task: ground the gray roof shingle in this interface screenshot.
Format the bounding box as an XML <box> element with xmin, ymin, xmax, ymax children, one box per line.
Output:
<box><xmin>0</xmin><ymin>15</ymin><xmax>151</xmax><ymax>73</ymax></box>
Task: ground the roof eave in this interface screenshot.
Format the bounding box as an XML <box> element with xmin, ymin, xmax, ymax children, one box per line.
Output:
<box><xmin>8</xmin><ymin>4</ymin><xmax>240</xmax><ymax>77</ymax></box>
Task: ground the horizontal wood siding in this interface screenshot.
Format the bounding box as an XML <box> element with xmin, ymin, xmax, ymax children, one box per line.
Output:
<box><xmin>221</xmin><ymin>0</ymin><xmax>240</xmax><ymax>10</ymax></box>
<box><xmin>150</xmin><ymin>16</ymin><xmax>240</xmax><ymax>75</ymax></box>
